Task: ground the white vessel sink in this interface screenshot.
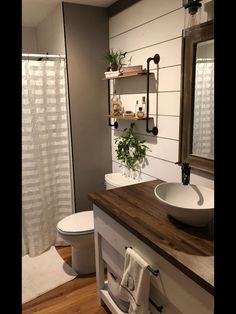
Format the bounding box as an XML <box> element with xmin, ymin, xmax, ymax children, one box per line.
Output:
<box><xmin>154</xmin><ymin>182</ymin><xmax>214</xmax><ymax>227</ymax></box>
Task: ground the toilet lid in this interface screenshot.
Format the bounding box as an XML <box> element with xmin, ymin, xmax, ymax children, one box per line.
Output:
<box><xmin>105</xmin><ymin>173</ymin><xmax>138</xmax><ymax>187</ymax></box>
<box><xmin>57</xmin><ymin>211</ymin><xmax>94</xmax><ymax>234</ymax></box>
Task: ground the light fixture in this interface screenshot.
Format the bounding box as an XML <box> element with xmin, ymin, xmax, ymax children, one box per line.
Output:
<box><xmin>182</xmin><ymin>0</ymin><xmax>202</xmax><ymax>36</ymax></box>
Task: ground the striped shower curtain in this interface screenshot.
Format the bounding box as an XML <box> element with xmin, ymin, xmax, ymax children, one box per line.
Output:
<box><xmin>192</xmin><ymin>58</ymin><xmax>214</xmax><ymax>160</ymax></box>
<box><xmin>22</xmin><ymin>59</ymin><xmax>75</xmax><ymax>257</ymax></box>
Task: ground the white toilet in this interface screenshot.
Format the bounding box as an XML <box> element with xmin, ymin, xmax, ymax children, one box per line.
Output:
<box><xmin>105</xmin><ymin>172</ymin><xmax>139</xmax><ymax>190</ymax></box>
<box><xmin>57</xmin><ymin>211</ymin><xmax>95</xmax><ymax>274</ymax></box>
<box><xmin>57</xmin><ymin>173</ymin><xmax>139</xmax><ymax>274</ymax></box>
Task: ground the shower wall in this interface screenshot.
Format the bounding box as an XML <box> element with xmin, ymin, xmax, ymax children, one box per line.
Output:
<box><xmin>36</xmin><ymin>4</ymin><xmax>65</xmax><ymax>55</ymax></box>
<box><xmin>22</xmin><ymin>4</ymin><xmax>65</xmax><ymax>55</ymax></box>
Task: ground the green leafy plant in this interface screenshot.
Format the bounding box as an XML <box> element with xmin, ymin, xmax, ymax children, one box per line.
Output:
<box><xmin>114</xmin><ymin>123</ymin><xmax>149</xmax><ymax>171</ymax></box>
<box><xmin>104</xmin><ymin>48</ymin><xmax>120</xmax><ymax>65</ymax></box>
<box><xmin>104</xmin><ymin>49</ymin><xmax>127</xmax><ymax>71</ymax></box>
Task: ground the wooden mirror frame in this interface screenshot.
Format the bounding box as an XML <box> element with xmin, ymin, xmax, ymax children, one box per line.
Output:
<box><xmin>179</xmin><ymin>20</ymin><xmax>214</xmax><ymax>175</ymax></box>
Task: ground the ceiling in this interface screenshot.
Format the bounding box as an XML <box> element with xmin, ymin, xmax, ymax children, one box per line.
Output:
<box><xmin>22</xmin><ymin>0</ymin><xmax>117</xmax><ymax>27</ymax></box>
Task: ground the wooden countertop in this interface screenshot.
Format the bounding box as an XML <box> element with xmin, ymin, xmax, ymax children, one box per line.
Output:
<box><xmin>88</xmin><ymin>179</ymin><xmax>214</xmax><ymax>295</ymax></box>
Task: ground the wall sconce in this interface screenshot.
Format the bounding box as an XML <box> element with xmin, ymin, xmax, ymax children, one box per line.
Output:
<box><xmin>182</xmin><ymin>0</ymin><xmax>202</xmax><ymax>36</ymax></box>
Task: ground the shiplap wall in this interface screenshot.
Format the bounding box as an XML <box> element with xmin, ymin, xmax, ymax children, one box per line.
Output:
<box><xmin>109</xmin><ymin>0</ymin><xmax>214</xmax><ymax>188</ymax></box>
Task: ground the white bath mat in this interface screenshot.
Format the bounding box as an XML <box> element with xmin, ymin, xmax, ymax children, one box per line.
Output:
<box><xmin>22</xmin><ymin>246</ymin><xmax>77</xmax><ymax>304</ymax></box>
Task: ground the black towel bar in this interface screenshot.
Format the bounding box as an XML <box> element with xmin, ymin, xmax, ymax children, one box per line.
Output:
<box><xmin>147</xmin><ymin>265</ymin><xmax>159</xmax><ymax>277</ymax></box>
<box><xmin>125</xmin><ymin>246</ymin><xmax>159</xmax><ymax>277</ymax></box>
<box><xmin>149</xmin><ymin>297</ymin><xmax>164</xmax><ymax>313</ymax></box>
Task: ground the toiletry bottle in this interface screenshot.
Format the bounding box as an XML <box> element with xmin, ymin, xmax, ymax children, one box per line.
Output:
<box><xmin>142</xmin><ymin>96</ymin><xmax>146</xmax><ymax>115</ymax></box>
<box><xmin>137</xmin><ymin>107</ymin><xmax>145</xmax><ymax>119</ymax></box>
<box><xmin>112</xmin><ymin>90</ymin><xmax>122</xmax><ymax>116</ymax></box>
<box><xmin>135</xmin><ymin>100</ymin><xmax>139</xmax><ymax>117</ymax></box>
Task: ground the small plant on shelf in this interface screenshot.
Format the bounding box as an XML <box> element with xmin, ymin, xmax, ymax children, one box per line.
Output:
<box><xmin>114</xmin><ymin>123</ymin><xmax>149</xmax><ymax>172</ymax></box>
<box><xmin>104</xmin><ymin>48</ymin><xmax>127</xmax><ymax>71</ymax></box>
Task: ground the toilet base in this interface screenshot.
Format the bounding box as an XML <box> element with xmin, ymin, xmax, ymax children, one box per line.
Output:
<box><xmin>72</xmin><ymin>245</ymin><xmax>95</xmax><ymax>275</ymax></box>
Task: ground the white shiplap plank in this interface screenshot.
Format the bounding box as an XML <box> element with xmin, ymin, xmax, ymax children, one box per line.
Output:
<box><xmin>124</xmin><ymin>37</ymin><xmax>182</xmax><ymax>69</ymax></box>
<box><xmin>112</xmin><ymin>143</ymin><xmax>213</xmax><ymax>189</ymax></box>
<box><xmin>113</xmin><ymin>67</ymin><xmax>180</xmax><ymax>94</ymax></box>
<box><xmin>158</xmin><ymin>116</ymin><xmax>180</xmax><ymax>140</ymax></box>
<box><xmin>112</xmin><ymin>158</ymin><xmax>214</xmax><ymax>189</ymax></box>
<box><xmin>112</xmin><ymin>131</ymin><xmax>179</xmax><ymax>163</ymax></box>
<box><xmin>115</xmin><ymin>93</ymin><xmax>157</xmax><ymax>115</ymax></box>
<box><xmin>109</xmin><ymin>91</ymin><xmax>180</xmax><ymax>117</ymax></box>
<box><xmin>112</xmin><ymin>161</ymin><xmax>156</xmax><ymax>182</ymax></box>
<box><xmin>112</xmin><ymin>153</ymin><xmax>181</xmax><ymax>183</ymax></box>
<box><xmin>111</xmin><ymin>66</ymin><xmax>181</xmax><ymax>95</ymax></box>
<box><xmin>140</xmin><ymin>155</ymin><xmax>181</xmax><ymax>182</ymax></box>
<box><xmin>110</xmin><ymin>9</ymin><xmax>185</xmax><ymax>54</ymax></box>
<box><xmin>146</xmin><ymin>137</ymin><xmax>179</xmax><ymax>162</ymax></box>
<box><xmin>158</xmin><ymin>91</ymin><xmax>180</xmax><ymax>116</ymax></box>
<box><xmin>111</xmin><ymin>75</ymin><xmax>154</xmax><ymax>97</ymax></box>
<box><xmin>158</xmin><ymin>66</ymin><xmax>181</xmax><ymax>92</ymax></box>
<box><xmin>109</xmin><ymin>0</ymin><xmax>183</xmax><ymax>38</ymax></box>
<box><xmin>190</xmin><ymin>173</ymin><xmax>214</xmax><ymax>189</ymax></box>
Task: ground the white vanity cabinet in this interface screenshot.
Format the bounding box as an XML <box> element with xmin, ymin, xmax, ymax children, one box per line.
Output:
<box><xmin>93</xmin><ymin>205</ymin><xmax>214</xmax><ymax>314</ymax></box>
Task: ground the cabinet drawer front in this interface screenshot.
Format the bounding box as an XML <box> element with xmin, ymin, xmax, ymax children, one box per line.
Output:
<box><xmin>94</xmin><ymin>205</ymin><xmax>214</xmax><ymax>314</ymax></box>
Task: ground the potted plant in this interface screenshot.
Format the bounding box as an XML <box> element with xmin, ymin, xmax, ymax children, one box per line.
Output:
<box><xmin>114</xmin><ymin>123</ymin><xmax>149</xmax><ymax>175</ymax></box>
<box><xmin>104</xmin><ymin>49</ymin><xmax>127</xmax><ymax>71</ymax></box>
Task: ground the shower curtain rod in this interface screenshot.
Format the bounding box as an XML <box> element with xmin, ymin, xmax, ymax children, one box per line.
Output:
<box><xmin>22</xmin><ymin>53</ymin><xmax>66</xmax><ymax>59</ymax></box>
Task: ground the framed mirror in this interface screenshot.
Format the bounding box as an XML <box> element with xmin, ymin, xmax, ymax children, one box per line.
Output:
<box><xmin>180</xmin><ymin>20</ymin><xmax>214</xmax><ymax>174</ymax></box>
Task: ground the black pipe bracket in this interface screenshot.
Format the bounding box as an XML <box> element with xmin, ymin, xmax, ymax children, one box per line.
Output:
<box><xmin>146</xmin><ymin>54</ymin><xmax>160</xmax><ymax>136</ymax></box>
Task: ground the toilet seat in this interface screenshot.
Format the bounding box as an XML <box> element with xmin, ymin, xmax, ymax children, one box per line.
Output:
<box><xmin>57</xmin><ymin>211</ymin><xmax>94</xmax><ymax>236</ymax></box>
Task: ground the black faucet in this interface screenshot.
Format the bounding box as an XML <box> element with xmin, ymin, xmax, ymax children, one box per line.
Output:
<box><xmin>175</xmin><ymin>162</ymin><xmax>191</xmax><ymax>185</ymax></box>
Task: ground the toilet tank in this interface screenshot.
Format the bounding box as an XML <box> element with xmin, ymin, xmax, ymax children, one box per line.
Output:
<box><xmin>105</xmin><ymin>173</ymin><xmax>139</xmax><ymax>190</ymax></box>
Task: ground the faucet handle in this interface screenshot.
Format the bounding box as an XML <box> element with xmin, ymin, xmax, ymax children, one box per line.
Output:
<box><xmin>175</xmin><ymin>162</ymin><xmax>191</xmax><ymax>175</ymax></box>
<box><xmin>175</xmin><ymin>161</ymin><xmax>182</xmax><ymax>165</ymax></box>
<box><xmin>175</xmin><ymin>161</ymin><xmax>190</xmax><ymax>168</ymax></box>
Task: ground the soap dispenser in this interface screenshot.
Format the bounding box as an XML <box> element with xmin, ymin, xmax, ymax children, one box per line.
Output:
<box><xmin>136</xmin><ymin>96</ymin><xmax>145</xmax><ymax>118</ymax></box>
<box><xmin>141</xmin><ymin>96</ymin><xmax>146</xmax><ymax>115</ymax></box>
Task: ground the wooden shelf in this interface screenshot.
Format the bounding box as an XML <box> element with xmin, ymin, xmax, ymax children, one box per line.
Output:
<box><xmin>103</xmin><ymin>70</ymin><xmax>147</xmax><ymax>80</ymax></box>
<box><xmin>107</xmin><ymin>115</ymin><xmax>150</xmax><ymax>121</ymax></box>
<box><xmin>104</xmin><ymin>56</ymin><xmax>159</xmax><ymax>135</ymax></box>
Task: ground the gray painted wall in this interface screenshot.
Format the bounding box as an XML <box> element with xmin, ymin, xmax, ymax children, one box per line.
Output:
<box><xmin>63</xmin><ymin>3</ymin><xmax>112</xmax><ymax>211</ymax></box>
<box><xmin>36</xmin><ymin>4</ymin><xmax>65</xmax><ymax>55</ymax></box>
<box><xmin>22</xmin><ymin>27</ymin><xmax>38</xmax><ymax>53</ymax></box>
<box><xmin>22</xmin><ymin>4</ymin><xmax>65</xmax><ymax>55</ymax></box>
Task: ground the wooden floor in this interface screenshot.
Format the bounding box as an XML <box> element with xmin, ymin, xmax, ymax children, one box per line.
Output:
<box><xmin>22</xmin><ymin>246</ymin><xmax>110</xmax><ymax>314</ymax></box>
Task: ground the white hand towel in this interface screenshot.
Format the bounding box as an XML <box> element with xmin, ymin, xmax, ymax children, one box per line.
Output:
<box><xmin>119</xmin><ymin>248</ymin><xmax>151</xmax><ymax>314</ymax></box>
